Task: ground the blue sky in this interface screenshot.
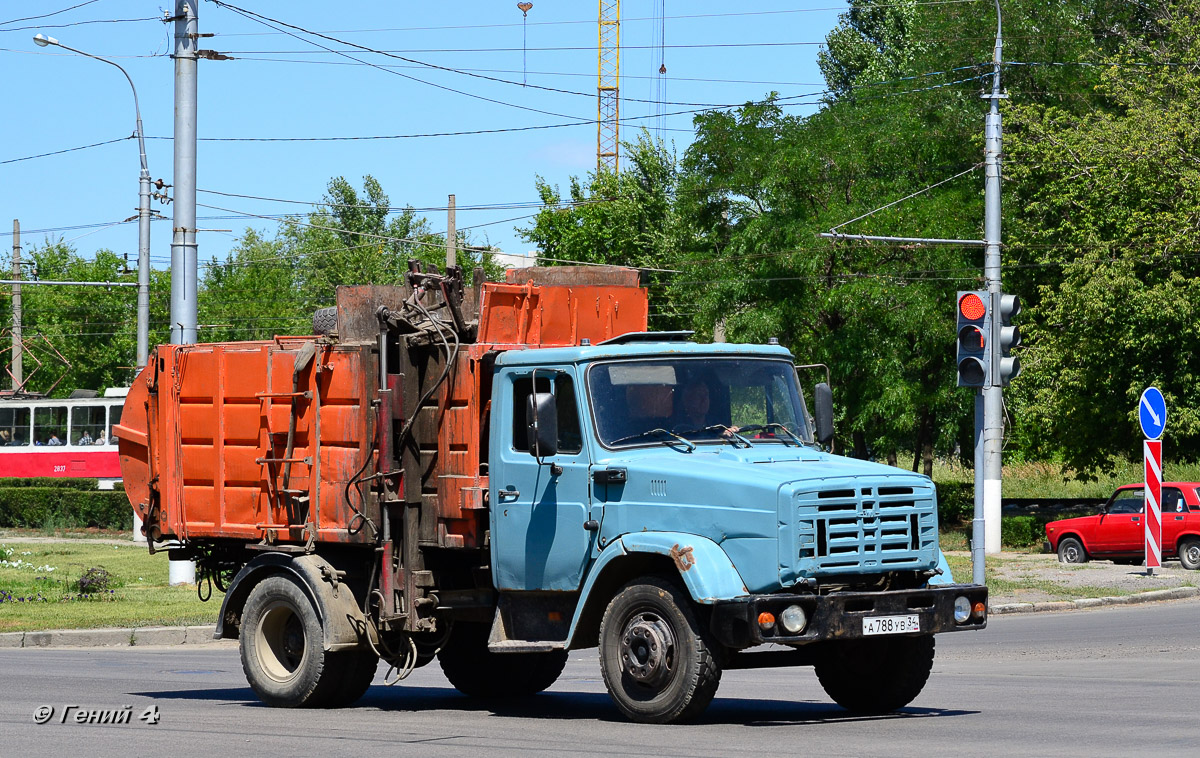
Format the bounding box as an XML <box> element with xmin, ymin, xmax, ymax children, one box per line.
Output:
<box><xmin>1</xmin><ymin>1</ymin><xmax>844</xmax><ymax>271</ymax></box>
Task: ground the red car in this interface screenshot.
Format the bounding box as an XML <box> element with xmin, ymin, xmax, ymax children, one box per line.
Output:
<box><xmin>1044</xmin><ymin>483</ymin><xmax>1200</xmax><ymax>570</ymax></box>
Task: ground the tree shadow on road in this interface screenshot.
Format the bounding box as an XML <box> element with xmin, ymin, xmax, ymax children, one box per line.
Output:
<box><xmin>133</xmin><ymin>683</ymin><xmax>977</xmax><ymax>725</ymax></box>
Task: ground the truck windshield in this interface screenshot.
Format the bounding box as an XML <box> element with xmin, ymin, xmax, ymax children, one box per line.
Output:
<box><xmin>587</xmin><ymin>358</ymin><xmax>814</xmax><ymax>448</ymax></box>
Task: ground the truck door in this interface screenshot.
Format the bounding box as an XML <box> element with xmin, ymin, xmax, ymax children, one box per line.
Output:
<box><xmin>490</xmin><ymin>368</ymin><xmax>595</xmax><ymax>591</ymax></box>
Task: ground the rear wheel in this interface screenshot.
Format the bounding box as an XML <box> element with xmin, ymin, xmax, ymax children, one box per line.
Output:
<box><xmin>321</xmin><ymin>649</ymin><xmax>379</xmax><ymax>707</ymax></box>
<box><xmin>1179</xmin><ymin>538</ymin><xmax>1200</xmax><ymax>571</ymax></box>
<box><xmin>240</xmin><ymin>575</ymin><xmax>345</xmax><ymax>708</ymax></box>
<box><xmin>1057</xmin><ymin>536</ymin><xmax>1088</xmax><ymax>564</ymax></box>
<box><xmin>598</xmin><ymin>577</ymin><xmax>722</xmax><ymax>724</ymax></box>
<box><xmin>437</xmin><ymin>622</ymin><xmax>568</xmax><ymax>698</ymax></box>
<box><xmin>814</xmin><ymin>635</ymin><xmax>935</xmax><ymax>714</ymax></box>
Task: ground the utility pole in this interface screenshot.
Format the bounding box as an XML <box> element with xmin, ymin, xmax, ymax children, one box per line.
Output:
<box><xmin>979</xmin><ymin>0</ymin><xmax>1006</xmax><ymax>565</ymax></box>
<box><xmin>10</xmin><ymin>220</ymin><xmax>21</xmax><ymax>390</ymax></box>
<box><xmin>170</xmin><ymin>0</ymin><xmax>198</xmax><ymax>348</ymax></box>
<box><xmin>169</xmin><ymin>0</ymin><xmax>199</xmax><ymax>585</ymax></box>
<box><xmin>446</xmin><ymin>194</ymin><xmax>456</xmax><ymax>270</ymax></box>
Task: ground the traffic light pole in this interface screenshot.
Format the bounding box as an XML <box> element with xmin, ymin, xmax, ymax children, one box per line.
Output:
<box><xmin>981</xmin><ymin>0</ymin><xmax>1005</xmax><ymax>558</ymax></box>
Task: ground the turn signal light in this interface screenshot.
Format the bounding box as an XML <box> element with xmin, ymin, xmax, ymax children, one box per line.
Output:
<box><xmin>973</xmin><ymin>602</ymin><xmax>987</xmax><ymax>620</ymax></box>
<box><xmin>757</xmin><ymin>612</ymin><xmax>776</xmax><ymax>631</ymax></box>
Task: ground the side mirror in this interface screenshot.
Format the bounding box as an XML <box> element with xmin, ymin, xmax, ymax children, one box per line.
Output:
<box><xmin>526</xmin><ymin>392</ymin><xmax>558</xmax><ymax>458</ymax></box>
<box><xmin>814</xmin><ymin>382</ymin><xmax>834</xmax><ymax>445</ymax></box>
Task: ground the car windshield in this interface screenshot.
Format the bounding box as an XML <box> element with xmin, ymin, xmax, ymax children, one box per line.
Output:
<box><xmin>587</xmin><ymin>357</ymin><xmax>814</xmax><ymax>448</ymax></box>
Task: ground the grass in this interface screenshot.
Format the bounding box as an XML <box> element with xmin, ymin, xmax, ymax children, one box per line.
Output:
<box><xmin>0</xmin><ymin>540</ymin><xmax>220</xmax><ymax>633</ymax></box>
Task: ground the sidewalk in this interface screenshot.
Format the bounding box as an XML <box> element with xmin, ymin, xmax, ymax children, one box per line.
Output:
<box><xmin>0</xmin><ymin>625</ymin><xmax>231</xmax><ymax>649</ymax></box>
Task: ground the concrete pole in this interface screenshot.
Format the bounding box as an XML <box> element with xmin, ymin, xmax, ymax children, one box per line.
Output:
<box><xmin>10</xmin><ymin>220</ymin><xmax>21</xmax><ymax>390</ymax></box>
<box><xmin>981</xmin><ymin>0</ymin><xmax>1005</xmax><ymax>555</ymax></box>
<box><xmin>445</xmin><ymin>194</ymin><xmax>456</xmax><ymax>271</ymax></box>
<box><xmin>170</xmin><ymin>0</ymin><xmax>198</xmax><ymax>347</ymax></box>
<box><xmin>168</xmin><ymin>0</ymin><xmax>198</xmax><ymax>584</ymax></box>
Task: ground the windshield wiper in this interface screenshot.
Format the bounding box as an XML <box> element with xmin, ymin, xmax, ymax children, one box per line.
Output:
<box><xmin>736</xmin><ymin>423</ymin><xmax>804</xmax><ymax>446</ymax></box>
<box><xmin>610</xmin><ymin>427</ymin><xmax>696</xmax><ymax>452</ymax></box>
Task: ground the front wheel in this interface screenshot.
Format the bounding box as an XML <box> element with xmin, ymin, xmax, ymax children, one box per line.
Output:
<box><xmin>1179</xmin><ymin>538</ymin><xmax>1200</xmax><ymax>571</ymax></box>
<box><xmin>239</xmin><ymin>574</ymin><xmax>347</xmax><ymax>708</ymax></box>
<box><xmin>1057</xmin><ymin>536</ymin><xmax>1088</xmax><ymax>564</ymax></box>
<box><xmin>814</xmin><ymin>635</ymin><xmax>935</xmax><ymax>714</ymax></box>
<box><xmin>598</xmin><ymin>577</ymin><xmax>722</xmax><ymax>724</ymax></box>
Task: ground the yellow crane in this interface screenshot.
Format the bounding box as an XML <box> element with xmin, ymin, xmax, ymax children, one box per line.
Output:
<box><xmin>597</xmin><ymin>0</ymin><xmax>619</xmax><ymax>171</ymax></box>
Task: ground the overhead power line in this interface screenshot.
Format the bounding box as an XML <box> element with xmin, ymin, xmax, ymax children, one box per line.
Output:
<box><xmin>0</xmin><ymin>0</ymin><xmax>100</xmax><ymax>28</ymax></box>
<box><xmin>212</xmin><ymin>2</ymin><xmax>984</xmax><ymax>37</ymax></box>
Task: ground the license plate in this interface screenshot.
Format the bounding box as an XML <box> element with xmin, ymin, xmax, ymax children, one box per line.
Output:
<box><xmin>863</xmin><ymin>614</ymin><xmax>920</xmax><ymax>636</ymax></box>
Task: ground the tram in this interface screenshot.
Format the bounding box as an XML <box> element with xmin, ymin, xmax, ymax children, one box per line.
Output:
<box><xmin>0</xmin><ymin>388</ymin><xmax>126</xmax><ymax>487</ymax></box>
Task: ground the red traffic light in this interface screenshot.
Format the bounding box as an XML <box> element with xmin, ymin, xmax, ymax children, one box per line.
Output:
<box><xmin>958</xmin><ymin>292</ymin><xmax>986</xmax><ymax>321</ymax></box>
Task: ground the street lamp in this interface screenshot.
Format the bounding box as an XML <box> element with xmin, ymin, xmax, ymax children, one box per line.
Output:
<box><xmin>33</xmin><ymin>33</ymin><xmax>152</xmax><ymax>370</ymax></box>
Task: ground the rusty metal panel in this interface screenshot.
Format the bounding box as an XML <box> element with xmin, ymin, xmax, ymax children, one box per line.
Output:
<box><xmin>334</xmin><ymin>285</ymin><xmax>409</xmax><ymax>342</ymax></box>
<box><xmin>477</xmin><ymin>282</ymin><xmax>648</xmax><ymax>347</ymax></box>
<box><xmin>504</xmin><ymin>265</ymin><xmax>642</xmax><ymax>288</ymax></box>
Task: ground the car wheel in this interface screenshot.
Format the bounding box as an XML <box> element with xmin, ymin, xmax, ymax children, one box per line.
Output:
<box><xmin>1179</xmin><ymin>538</ymin><xmax>1200</xmax><ymax>571</ymax></box>
<box><xmin>1057</xmin><ymin>536</ymin><xmax>1088</xmax><ymax>564</ymax></box>
<box><xmin>598</xmin><ymin>576</ymin><xmax>723</xmax><ymax>724</ymax></box>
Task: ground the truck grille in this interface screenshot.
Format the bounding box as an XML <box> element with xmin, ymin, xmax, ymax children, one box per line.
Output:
<box><xmin>794</xmin><ymin>482</ymin><xmax>937</xmax><ymax>572</ymax></box>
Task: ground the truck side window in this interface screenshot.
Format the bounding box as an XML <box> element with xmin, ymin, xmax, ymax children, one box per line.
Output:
<box><xmin>512</xmin><ymin>374</ymin><xmax>583</xmax><ymax>455</ymax></box>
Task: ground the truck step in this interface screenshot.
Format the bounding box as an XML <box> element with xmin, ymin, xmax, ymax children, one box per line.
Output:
<box><xmin>486</xmin><ymin>640</ymin><xmax>565</xmax><ymax>653</ymax></box>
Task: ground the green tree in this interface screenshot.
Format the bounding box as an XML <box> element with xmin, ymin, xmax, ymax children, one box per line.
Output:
<box><xmin>1005</xmin><ymin>1</ymin><xmax>1200</xmax><ymax>470</ymax></box>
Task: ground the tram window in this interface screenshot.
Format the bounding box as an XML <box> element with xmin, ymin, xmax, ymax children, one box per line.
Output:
<box><xmin>106</xmin><ymin>404</ymin><xmax>122</xmax><ymax>445</ymax></box>
<box><xmin>0</xmin><ymin>407</ymin><xmax>30</xmax><ymax>446</ymax></box>
<box><xmin>71</xmin><ymin>406</ymin><xmax>106</xmax><ymax>446</ymax></box>
<box><xmin>33</xmin><ymin>407</ymin><xmax>67</xmax><ymax>446</ymax></box>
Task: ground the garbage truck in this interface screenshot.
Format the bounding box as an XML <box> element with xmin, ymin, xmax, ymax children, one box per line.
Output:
<box><xmin>115</xmin><ymin>264</ymin><xmax>986</xmax><ymax>724</ymax></box>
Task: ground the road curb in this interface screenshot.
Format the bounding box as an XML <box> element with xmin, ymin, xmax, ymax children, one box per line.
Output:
<box><xmin>0</xmin><ymin>624</ymin><xmax>224</xmax><ymax>648</ymax></box>
<box><xmin>991</xmin><ymin>586</ymin><xmax>1200</xmax><ymax>614</ymax></box>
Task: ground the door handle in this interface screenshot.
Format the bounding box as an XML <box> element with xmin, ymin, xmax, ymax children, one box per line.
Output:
<box><xmin>583</xmin><ymin>519</ymin><xmax>600</xmax><ymax>531</ymax></box>
<box><xmin>498</xmin><ymin>489</ymin><xmax>520</xmax><ymax>501</ymax></box>
<box><xmin>1176</xmin><ymin>515</ymin><xmax>1185</xmax><ymax>521</ymax></box>
<box><xmin>1131</xmin><ymin>516</ymin><xmax>1140</xmax><ymax>522</ymax></box>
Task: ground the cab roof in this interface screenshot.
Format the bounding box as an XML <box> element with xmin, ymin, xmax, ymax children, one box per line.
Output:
<box><xmin>493</xmin><ymin>337</ymin><xmax>794</xmax><ymax>367</ymax></box>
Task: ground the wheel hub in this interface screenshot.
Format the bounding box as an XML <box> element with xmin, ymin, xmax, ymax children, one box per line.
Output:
<box><xmin>620</xmin><ymin>612</ymin><xmax>675</xmax><ymax>687</ymax></box>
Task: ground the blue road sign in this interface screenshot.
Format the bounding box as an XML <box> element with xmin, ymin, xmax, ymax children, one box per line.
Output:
<box><xmin>1139</xmin><ymin>387</ymin><xmax>1167</xmax><ymax>440</ymax></box>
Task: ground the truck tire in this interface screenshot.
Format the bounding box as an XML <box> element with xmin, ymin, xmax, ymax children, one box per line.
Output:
<box><xmin>321</xmin><ymin>650</ymin><xmax>379</xmax><ymax>707</ymax></box>
<box><xmin>598</xmin><ymin>576</ymin><xmax>722</xmax><ymax>724</ymax></box>
<box><xmin>239</xmin><ymin>574</ymin><xmax>345</xmax><ymax>708</ymax></box>
<box><xmin>437</xmin><ymin>622</ymin><xmax>567</xmax><ymax>698</ymax></box>
<box><xmin>312</xmin><ymin>306</ymin><xmax>338</xmax><ymax>335</ymax></box>
<box><xmin>814</xmin><ymin>635</ymin><xmax>935</xmax><ymax>714</ymax></box>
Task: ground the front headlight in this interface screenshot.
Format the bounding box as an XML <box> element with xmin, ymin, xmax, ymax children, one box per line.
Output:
<box><xmin>780</xmin><ymin>604</ymin><xmax>807</xmax><ymax>634</ymax></box>
<box><xmin>953</xmin><ymin>595</ymin><xmax>971</xmax><ymax>624</ymax></box>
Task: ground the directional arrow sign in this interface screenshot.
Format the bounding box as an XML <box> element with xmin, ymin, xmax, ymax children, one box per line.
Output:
<box><xmin>1139</xmin><ymin>387</ymin><xmax>1167</xmax><ymax>440</ymax></box>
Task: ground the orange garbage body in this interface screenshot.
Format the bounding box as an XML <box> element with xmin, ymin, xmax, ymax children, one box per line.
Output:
<box><xmin>115</xmin><ymin>271</ymin><xmax>648</xmax><ymax>550</ymax></box>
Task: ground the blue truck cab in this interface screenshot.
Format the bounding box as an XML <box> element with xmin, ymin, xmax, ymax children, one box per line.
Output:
<box><xmin>487</xmin><ymin>333</ymin><xmax>986</xmax><ymax>722</ymax></box>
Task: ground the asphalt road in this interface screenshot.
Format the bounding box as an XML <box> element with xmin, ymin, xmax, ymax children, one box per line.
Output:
<box><xmin>2</xmin><ymin>599</ymin><xmax>1198</xmax><ymax>758</ymax></box>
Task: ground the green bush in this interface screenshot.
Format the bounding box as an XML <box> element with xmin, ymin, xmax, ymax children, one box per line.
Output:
<box><xmin>0</xmin><ymin>486</ymin><xmax>131</xmax><ymax>530</ymax></box>
<box><xmin>1001</xmin><ymin>516</ymin><xmax>1043</xmax><ymax>548</ymax></box>
<box><xmin>935</xmin><ymin>482</ymin><xmax>973</xmax><ymax>525</ymax></box>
